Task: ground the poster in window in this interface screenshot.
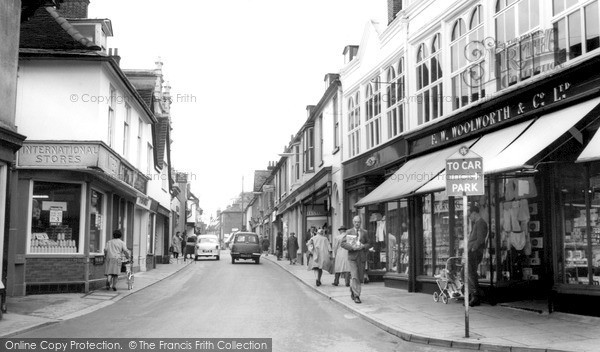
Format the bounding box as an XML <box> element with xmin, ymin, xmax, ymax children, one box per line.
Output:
<box><xmin>49</xmin><ymin>206</ymin><xmax>63</xmax><ymax>226</ymax></box>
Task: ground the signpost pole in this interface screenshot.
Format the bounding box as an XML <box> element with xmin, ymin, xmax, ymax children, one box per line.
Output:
<box><xmin>463</xmin><ymin>194</ymin><xmax>469</xmax><ymax>338</ymax></box>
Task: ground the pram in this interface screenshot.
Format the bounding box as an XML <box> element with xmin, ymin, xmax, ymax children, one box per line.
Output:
<box><xmin>433</xmin><ymin>256</ymin><xmax>464</xmax><ymax>304</ymax></box>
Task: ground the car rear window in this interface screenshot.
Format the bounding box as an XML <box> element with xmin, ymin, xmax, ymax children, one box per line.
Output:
<box><xmin>235</xmin><ymin>235</ymin><xmax>258</xmax><ymax>243</ymax></box>
<box><xmin>187</xmin><ymin>237</ymin><xmax>196</xmax><ymax>243</ymax></box>
<box><xmin>199</xmin><ymin>238</ymin><xmax>217</xmax><ymax>243</ymax></box>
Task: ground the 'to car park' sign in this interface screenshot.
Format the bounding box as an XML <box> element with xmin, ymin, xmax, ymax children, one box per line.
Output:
<box><xmin>446</xmin><ymin>146</ymin><xmax>484</xmax><ymax>197</ymax></box>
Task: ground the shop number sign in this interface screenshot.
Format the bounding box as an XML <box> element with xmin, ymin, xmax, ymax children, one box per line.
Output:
<box><xmin>446</xmin><ymin>146</ymin><xmax>484</xmax><ymax>197</ymax></box>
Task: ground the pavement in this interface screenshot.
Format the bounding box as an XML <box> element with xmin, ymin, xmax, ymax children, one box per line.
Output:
<box><xmin>0</xmin><ymin>252</ymin><xmax>599</xmax><ymax>352</ymax></box>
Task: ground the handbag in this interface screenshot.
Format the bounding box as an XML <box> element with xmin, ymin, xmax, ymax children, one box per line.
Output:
<box><xmin>169</xmin><ymin>245</ymin><xmax>174</xmax><ymax>252</ymax></box>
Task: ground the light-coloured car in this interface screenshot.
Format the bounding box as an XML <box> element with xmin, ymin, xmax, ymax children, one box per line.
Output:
<box><xmin>195</xmin><ymin>234</ymin><xmax>220</xmax><ymax>261</ymax></box>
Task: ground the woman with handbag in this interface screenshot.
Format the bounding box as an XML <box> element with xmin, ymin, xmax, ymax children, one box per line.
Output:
<box><xmin>104</xmin><ymin>230</ymin><xmax>130</xmax><ymax>291</ymax></box>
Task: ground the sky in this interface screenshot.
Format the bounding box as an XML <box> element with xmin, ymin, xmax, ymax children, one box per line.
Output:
<box><xmin>88</xmin><ymin>0</ymin><xmax>387</xmax><ymax>222</ymax></box>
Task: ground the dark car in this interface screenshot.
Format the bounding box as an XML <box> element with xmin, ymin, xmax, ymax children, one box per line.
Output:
<box><xmin>184</xmin><ymin>235</ymin><xmax>197</xmax><ymax>259</ymax></box>
<box><xmin>230</xmin><ymin>232</ymin><xmax>261</xmax><ymax>264</ymax></box>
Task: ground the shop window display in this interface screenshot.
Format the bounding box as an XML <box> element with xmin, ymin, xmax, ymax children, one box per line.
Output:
<box><xmin>495</xmin><ymin>175</ymin><xmax>541</xmax><ymax>283</ymax></box>
<box><xmin>30</xmin><ymin>181</ymin><xmax>82</xmax><ymax>254</ymax></box>
<box><xmin>89</xmin><ymin>190</ymin><xmax>105</xmax><ymax>253</ymax></box>
<box><xmin>558</xmin><ymin>163</ymin><xmax>600</xmax><ymax>285</ymax></box>
<box><xmin>366</xmin><ymin>207</ymin><xmax>386</xmax><ymax>271</ymax></box>
<box><xmin>386</xmin><ymin>200</ymin><xmax>409</xmax><ymax>274</ymax></box>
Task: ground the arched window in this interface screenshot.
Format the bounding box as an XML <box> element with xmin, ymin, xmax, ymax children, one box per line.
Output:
<box><xmin>347</xmin><ymin>92</ymin><xmax>361</xmax><ymax>158</ymax></box>
<box><xmin>416</xmin><ymin>34</ymin><xmax>443</xmax><ymax>125</ymax></box>
<box><xmin>365</xmin><ymin>78</ymin><xmax>381</xmax><ymax>149</ymax></box>
<box><xmin>387</xmin><ymin>58</ymin><xmax>405</xmax><ymax>138</ymax></box>
<box><xmin>451</xmin><ymin>5</ymin><xmax>485</xmax><ymax>111</ymax></box>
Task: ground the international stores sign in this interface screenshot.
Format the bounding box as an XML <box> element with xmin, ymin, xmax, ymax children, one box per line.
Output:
<box><xmin>17</xmin><ymin>142</ymin><xmax>148</xmax><ymax>194</ymax></box>
<box><xmin>446</xmin><ymin>146</ymin><xmax>484</xmax><ymax>197</ymax></box>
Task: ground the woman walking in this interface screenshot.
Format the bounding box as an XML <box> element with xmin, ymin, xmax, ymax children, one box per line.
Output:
<box><xmin>307</xmin><ymin>228</ymin><xmax>332</xmax><ymax>286</ymax></box>
<box><xmin>104</xmin><ymin>230</ymin><xmax>130</xmax><ymax>291</ymax></box>
<box><xmin>287</xmin><ymin>232</ymin><xmax>298</xmax><ymax>264</ymax></box>
<box><xmin>172</xmin><ymin>232</ymin><xmax>182</xmax><ymax>259</ymax></box>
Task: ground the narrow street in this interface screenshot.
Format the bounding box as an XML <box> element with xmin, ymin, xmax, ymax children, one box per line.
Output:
<box><xmin>12</xmin><ymin>250</ymin><xmax>455</xmax><ymax>352</ymax></box>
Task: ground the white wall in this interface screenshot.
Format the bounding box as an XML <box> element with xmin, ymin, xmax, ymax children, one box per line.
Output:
<box><xmin>16</xmin><ymin>59</ymin><xmax>155</xmax><ymax>173</ymax></box>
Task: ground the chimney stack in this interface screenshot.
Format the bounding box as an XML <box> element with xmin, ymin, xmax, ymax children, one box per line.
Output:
<box><xmin>58</xmin><ymin>0</ymin><xmax>90</xmax><ymax>19</ymax></box>
<box><xmin>387</xmin><ymin>0</ymin><xmax>403</xmax><ymax>25</ymax></box>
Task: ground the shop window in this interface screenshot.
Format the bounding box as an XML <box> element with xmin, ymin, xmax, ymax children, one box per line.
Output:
<box><xmin>494</xmin><ymin>175</ymin><xmax>541</xmax><ymax>283</ymax></box>
<box><xmin>89</xmin><ymin>190</ymin><xmax>105</xmax><ymax>253</ymax></box>
<box><xmin>147</xmin><ymin>213</ymin><xmax>155</xmax><ymax>254</ymax></box>
<box><xmin>30</xmin><ymin>181</ymin><xmax>82</xmax><ymax>254</ymax></box>
<box><xmin>366</xmin><ymin>206</ymin><xmax>386</xmax><ymax>272</ymax></box>
<box><xmin>386</xmin><ymin>200</ymin><xmax>409</xmax><ymax>274</ymax></box>
<box><xmin>558</xmin><ymin>163</ymin><xmax>600</xmax><ymax>285</ymax></box>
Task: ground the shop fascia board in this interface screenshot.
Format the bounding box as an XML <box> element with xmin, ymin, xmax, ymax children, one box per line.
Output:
<box><xmin>17</xmin><ymin>140</ymin><xmax>149</xmax><ymax>195</ymax></box>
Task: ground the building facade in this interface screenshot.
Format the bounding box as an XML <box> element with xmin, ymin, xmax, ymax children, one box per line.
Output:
<box><xmin>6</xmin><ymin>2</ymin><xmax>170</xmax><ymax>294</ymax></box>
<box><xmin>339</xmin><ymin>0</ymin><xmax>600</xmax><ymax>315</ymax></box>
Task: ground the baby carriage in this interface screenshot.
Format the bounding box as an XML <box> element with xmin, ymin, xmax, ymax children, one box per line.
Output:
<box><xmin>433</xmin><ymin>256</ymin><xmax>464</xmax><ymax>304</ymax></box>
<box><xmin>122</xmin><ymin>257</ymin><xmax>134</xmax><ymax>290</ymax></box>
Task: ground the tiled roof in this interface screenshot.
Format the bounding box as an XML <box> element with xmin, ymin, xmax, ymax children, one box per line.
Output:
<box><xmin>253</xmin><ymin>170</ymin><xmax>272</xmax><ymax>192</ymax></box>
<box><xmin>20</xmin><ymin>6</ymin><xmax>100</xmax><ymax>51</ymax></box>
<box><xmin>137</xmin><ymin>88</ymin><xmax>154</xmax><ymax>109</ymax></box>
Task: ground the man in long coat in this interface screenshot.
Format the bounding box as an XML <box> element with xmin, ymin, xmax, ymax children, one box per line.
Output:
<box><xmin>307</xmin><ymin>228</ymin><xmax>332</xmax><ymax>286</ymax></box>
<box><xmin>332</xmin><ymin>226</ymin><xmax>351</xmax><ymax>286</ymax></box>
<box><xmin>287</xmin><ymin>232</ymin><xmax>299</xmax><ymax>264</ymax></box>
<box><xmin>341</xmin><ymin>215</ymin><xmax>371</xmax><ymax>303</ymax></box>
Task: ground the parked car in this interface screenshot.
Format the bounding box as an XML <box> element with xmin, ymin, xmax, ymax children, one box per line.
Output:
<box><xmin>195</xmin><ymin>234</ymin><xmax>220</xmax><ymax>260</ymax></box>
<box><xmin>230</xmin><ymin>232</ymin><xmax>261</xmax><ymax>264</ymax></box>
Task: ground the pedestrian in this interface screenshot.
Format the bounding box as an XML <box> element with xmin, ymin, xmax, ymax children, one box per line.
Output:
<box><xmin>305</xmin><ymin>227</ymin><xmax>316</xmax><ymax>266</ymax></box>
<box><xmin>171</xmin><ymin>232</ymin><xmax>182</xmax><ymax>259</ymax></box>
<box><xmin>104</xmin><ymin>230</ymin><xmax>130</xmax><ymax>291</ymax></box>
<box><xmin>287</xmin><ymin>232</ymin><xmax>298</xmax><ymax>265</ymax></box>
<box><xmin>341</xmin><ymin>215</ymin><xmax>371</xmax><ymax>304</ymax></box>
<box><xmin>276</xmin><ymin>232</ymin><xmax>283</xmax><ymax>260</ymax></box>
<box><xmin>181</xmin><ymin>232</ymin><xmax>187</xmax><ymax>258</ymax></box>
<box><xmin>307</xmin><ymin>228</ymin><xmax>333</xmax><ymax>287</ymax></box>
<box><xmin>332</xmin><ymin>226</ymin><xmax>351</xmax><ymax>287</ymax></box>
<box><xmin>467</xmin><ymin>205</ymin><xmax>488</xmax><ymax>307</ymax></box>
<box><xmin>262</xmin><ymin>235</ymin><xmax>270</xmax><ymax>256</ymax></box>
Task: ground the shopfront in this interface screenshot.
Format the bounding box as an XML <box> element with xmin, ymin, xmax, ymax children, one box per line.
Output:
<box><xmin>7</xmin><ymin>141</ymin><xmax>148</xmax><ymax>295</ymax></box>
<box><xmin>343</xmin><ymin>139</ymin><xmax>406</xmax><ymax>281</ymax></box>
<box><xmin>354</xmin><ymin>58</ymin><xmax>600</xmax><ymax>315</ymax></box>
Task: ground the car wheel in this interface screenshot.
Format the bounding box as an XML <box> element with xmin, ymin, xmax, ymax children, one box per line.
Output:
<box><xmin>194</xmin><ymin>255</ymin><xmax>198</xmax><ymax>261</ymax></box>
<box><xmin>216</xmin><ymin>256</ymin><xmax>220</xmax><ymax>261</ymax></box>
<box><xmin>231</xmin><ymin>257</ymin><xmax>235</xmax><ymax>264</ymax></box>
<box><xmin>255</xmin><ymin>257</ymin><xmax>260</xmax><ymax>264</ymax></box>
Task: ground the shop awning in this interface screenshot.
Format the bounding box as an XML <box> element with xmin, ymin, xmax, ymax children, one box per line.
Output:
<box><xmin>354</xmin><ymin>139</ymin><xmax>476</xmax><ymax>207</ymax></box>
<box><xmin>414</xmin><ymin>119</ymin><xmax>535</xmax><ymax>194</ymax></box>
<box><xmin>576</xmin><ymin>126</ymin><xmax>600</xmax><ymax>163</ymax></box>
<box><xmin>485</xmin><ymin>96</ymin><xmax>600</xmax><ymax>174</ymax></box>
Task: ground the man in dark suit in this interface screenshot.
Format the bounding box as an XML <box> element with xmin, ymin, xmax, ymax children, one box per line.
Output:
<box><xmin>341</xmin><ymin>215</ymin><xmax>371</xmax><ymax>303</ymax></box>
<box><xmin>467</xmin><ymin>205</ymin><xmax>488</xmax><ymax>307</ymax></box>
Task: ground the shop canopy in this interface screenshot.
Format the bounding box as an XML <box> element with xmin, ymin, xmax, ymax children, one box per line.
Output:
<box><xmin>414</xmin><ymin>119</ymin><xmax>535</xmax><ymax>195</ymax></box>
<box><xmin>355</xmin><ymin>96</ymin><xmax>600</xmax><ymax>207</ymax></box>
<box><xmin>354</xmin><ymin>139</ymin><xmax>476</xmax><ymax>207</ymax></box>
<box><xmin>576</xmin><ymin>122</ymin><xmax>600</xmax><ymax>163</ymax></box>
<box><xmin>484</xmin><ymin>96</ymin><xmax>600</xmax><ymax>174</ymax></box>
